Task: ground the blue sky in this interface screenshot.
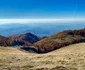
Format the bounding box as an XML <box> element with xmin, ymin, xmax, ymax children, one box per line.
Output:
<box><xmin>0</xmin><ymin>0</ymin><xmax>85</xmax><ymax>18</ymax></box>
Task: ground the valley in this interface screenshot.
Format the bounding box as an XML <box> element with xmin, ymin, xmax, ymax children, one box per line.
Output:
<box><xmin>0</xmin><ymin>0</ymin><xmax>85</xmax><ymax>70</ymax></box>
<box><xmin>0</xmin><ymin>28</ymin><xmax>85</xmax><ymax>70</ymax></box>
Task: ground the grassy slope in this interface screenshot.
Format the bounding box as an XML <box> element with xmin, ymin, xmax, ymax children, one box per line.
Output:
<box><xmin>0</xmin><ymin>43</ymin><xmax>85</xmax><ymax>70</ymax></box>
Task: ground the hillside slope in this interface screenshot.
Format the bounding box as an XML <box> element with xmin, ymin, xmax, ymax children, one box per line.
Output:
<box><xmin>0</xmin><ymin>43</ymin><xmax>85</xmax><ymax>70</ymax></box>
<box><xmin>33</xmin><ymin>28</ymin><xmax>85</xmax><ymax>53</ymax></box>
<box><xmin>9</xmin><ymin>33</ymin><xmax>40</xmax><ymax>45</ymax></box>
<box><xmin>0</xmin><ymin>33</ymin><xmax>40</xmax><ymax>46</ymax></box>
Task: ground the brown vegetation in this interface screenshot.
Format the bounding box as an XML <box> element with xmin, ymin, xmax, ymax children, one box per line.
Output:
<box><xmin>0</xmin><ymin>33</ymin><xmax>40</xmax><ymax>47</ymax></box>
<box><xmin>33</xmin><ymin>28</ymin><xmax>85</xmax><ymax>53</ymax></box>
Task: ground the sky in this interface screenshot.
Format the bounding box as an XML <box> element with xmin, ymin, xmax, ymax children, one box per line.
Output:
<box><xmin>0</xmin><ymin>0</ymin><xmax>85</xmax><ymax>23</ymax></box>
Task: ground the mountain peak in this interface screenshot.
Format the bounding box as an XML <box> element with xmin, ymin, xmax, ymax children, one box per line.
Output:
<box><xmin>0</xmin><ymin>32</ymin><xmax>40</xmax><ymax>47</ymax></box>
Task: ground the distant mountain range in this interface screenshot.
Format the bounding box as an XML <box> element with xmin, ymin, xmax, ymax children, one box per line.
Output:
<box><xmin>0</xmin><ymin>23</ymin><xmax>85</xmax><ymax>36</ymax></box>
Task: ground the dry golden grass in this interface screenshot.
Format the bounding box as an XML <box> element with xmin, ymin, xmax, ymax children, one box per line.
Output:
<box><xmin>0</xmin><ymin>43</ymin><xmax>85</xmax><ymax>70</ymax></box>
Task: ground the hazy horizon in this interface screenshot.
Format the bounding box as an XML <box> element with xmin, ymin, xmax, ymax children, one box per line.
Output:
<box><xmin>0</xmin><ymin>18</ymin><xmax>84</xmax><ymax>24</ymax></box>
<box><xmin>0</xmin><ymin>0</ymin><xmax>85</xmax><ymax>36</ymax></box>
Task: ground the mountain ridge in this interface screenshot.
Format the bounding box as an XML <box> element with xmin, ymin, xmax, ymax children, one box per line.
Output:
<box><xmin>1</xmin><ymin>23</ymin><xmax>85</xmax><ymax>36</ymax></box>
<box><xmin>0</xmin><ymin>32</ymin><xmax>40</xmax><ymax>46</ymax></box>
<box><xmin>32</xmin><ymin>28</ymin><xmax>85</xmax><ymax>53</ymax></box>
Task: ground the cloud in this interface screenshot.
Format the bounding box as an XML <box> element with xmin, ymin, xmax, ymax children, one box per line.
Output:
<box><xmin>0</xmin><ymin>18</ymin><xmax>85</xmax><ymax>24</ymax></box>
